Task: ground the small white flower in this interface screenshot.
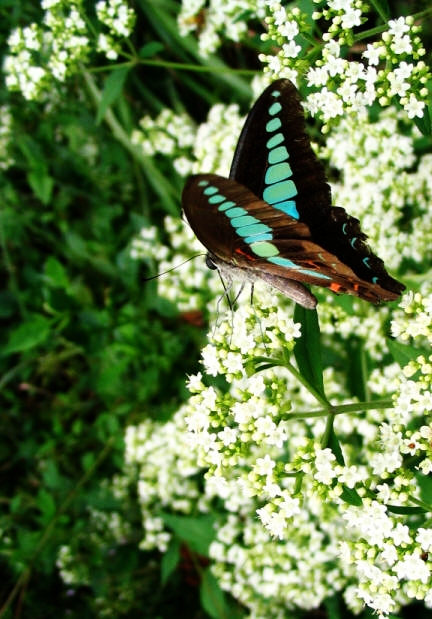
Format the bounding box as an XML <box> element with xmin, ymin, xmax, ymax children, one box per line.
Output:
<box><xmin>314</xmin><ymin>448</ymin><xmax>337</xmax><ymax>484</ymax></box>
<box><xmin>218</xmin><ymin>426</ymin><xmax>238</xmax><ymax>446</ymax></box>
<box><xmin>279</xmin><ymin>20</ymin><xmax>299</xmax><ymax>40</ymax></box>
<box><xmin>416</xmin><ymin>528</ymin><xmax>432</xmax><ymax>552</ymax></box>
<box><xmin>254</xmin><ymin>454</ymin><xmax>276</xmax><ymax>476</ymax></box>
<box><xmin>391</xmin><ymin>522</ymin><xmax>411</xmax><ymax>546</ymax></box>
<box><xmin>201</xmin><ymin>344</ymin><xmax>221</xmax><ymax>376</ymax></box>
<box><xmin>404</xmin><ymin>93</ymin><xmax>425</xmax><ymax>119</ymax></box>
<box><xmin>186</xmin><ymin>372</ymin><xmax>204</xmax><ymax>392</ymax></box>
<box><xmin>340</xmin><ymin>7</ymin><xmax>361</xmax><ymax>29</ymax></box>
<box><xmin>391</xmin><ymin>34</ymin><xmax>413</xmax><ymax>55</ymax></box>
<box><xmin>282</xmin><ymin>41</ymin><xmax>301</xmax><ymax>58</ymax></box>
<box><xmin>388</xmin><ymin>17</ymin><xmax>410</xmax><ymax>37</ymax></box>
<box><xmin>257</xmin><ymin>505</ymin><xmax>287</xmax><ymax>539</ymax></box>
<box><xmin>394</xmin><ymin>553</ymin><xmax>431</xmax><ymax>583</ymax></box>
<box><xmin>363</xmin><ymin>43</ymin><xmax>381</xmax><ymax>66</ymax></box>
<box><xmin>338</xmin><ymin>465</ymin><xmax>362</xmax><ymax>488</ymax></box>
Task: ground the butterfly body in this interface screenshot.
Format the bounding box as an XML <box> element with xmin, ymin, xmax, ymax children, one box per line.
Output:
<box><xmin>182</xmin><ymin>79</ymin><xmax>405</xmax><ymax>308</ymax></box>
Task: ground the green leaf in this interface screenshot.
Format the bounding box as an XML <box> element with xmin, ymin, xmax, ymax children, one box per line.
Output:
<box><xmin>327</xmin><ymin>423</ymin><xmax>345</xmax><ymax>466</ymax></box>
<box><xmin>17</xmin><ymin>530</ymin><xmax>41</xmax><ymax>563</ymax></box>
<box><xmin>387</xmin><ymin>504</ymin><xmax>427</xmax><ymax>515</ymax></box>
<box><xmin>200</xmin><ymin>568</ymin><xmax>228</xmax><ymax>619</ymax></box>
<box><xmin>139</xmin><ymin>41</ymin><xmax>164</xmax><ymax>58</ymax></box>
<box><xmin>97</xmin><ymin>66</ymin><xmax>130</xmax><ymax>124</ymax></box>
<box><xmin>340</xmin><ymin>485</ymin><xmax>363</xmax><ymax>506</ymax></box>
<box><xmin>369</xmin><ymin>0</ymin><xmax>390</xmax><ymax>20</ymax></box>
<box><xmin>417</xmin><ymin>471</ymin><xmax>432</xmax><ymax>504</ymax></box>
<box><xmin>413</xmin><ymin>104</ymin><xmax>431</xmax><ymax>136</ymax></box>
<box><xmin>161</xmin><ymin>538</ymin><xmax>181</xmax><ymax>585</ymax></box>
<box><xmin>27</xmin><ymin>169</ymin><xmax>54</xmax><ymax>205</ymax></box>
<box><xmin>293</xmin><ymin>305</ymin><xmax>325</xmax><ymax>398</ymax></box>
<box><xmin>160</xmin><ymin>513</ymin><xmax>216</xmax><ymax>556</ymax></box>
<box><xmin>41</xmin><ymin>459</ymin><xmax>72</xmax><ymax>493</ymax></box>
<box><xmin>36</xmin><ymin>488</ymin><xmax>56</xmax><ymax>525</ymax></box>
<box><xmin>44</xmin><ymin>256</ymin><xmax>70</xmax><ymax>288</ymax></box>
<box><xmin>346</xmin><ymin>337</ymin><xmax>368</xmax><ymax>401</ymax></box>
<box><xmin>3</xmin><ymin>314</ymin><xmax>51</xmax><ymax>355</ymax></box>
<box><xmin>387</xmin><ymin>338</ymin><xmax>423</xmax><ymax>367</ymax></box>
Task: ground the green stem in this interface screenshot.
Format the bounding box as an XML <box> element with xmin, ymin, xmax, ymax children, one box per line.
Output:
<box><xmin>406</xmin><ymin>494</ymin><xmax>432</xmax><ymax>512</ymax></box>
<box><xmin>369</xmin><ymin>0</ymin><xmax>389</xmax><ymax>22</ymax></box>
<box><xmin>253</xmin><ymin>358</ymin><xmax>395</xmax><ymax>419</ymax></box>
<box><xmin>290</xmin><ymin>398</ymin><xmax>395</xmax><ymax>420</ymax></box>
<box><xmin>141</xmin><ymin>58</ymin><xmax>256</xmax><ymax>75</ymax></box>
<box><xmin>284</xmin><ymin>359</ymin><xmax>330</xmax><ymax>407</ymax></box>
<box><xmin>354</xmin><ymin>8</ymin><xmax>432</xmax><ymax>43</ymax></box>
<box><xmin>81</xmin><ymin>69</ymin><xmax>179</xmax><ymax>214</ymax></box>
<box><xmin>88</xmin><ymin>59</ymin><xmax>255</xmax><ymax>76</ymax></box>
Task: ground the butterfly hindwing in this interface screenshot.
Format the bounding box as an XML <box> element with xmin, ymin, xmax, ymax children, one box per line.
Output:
<box><xmin>182</xmin><ymin>172</ymin><xmax>318</xmax><ymax>307</ymax></box>
<box><xmin>182</xmin><ymin>174</ymin><xmax>402</xmax><ymax>306</ymax></box>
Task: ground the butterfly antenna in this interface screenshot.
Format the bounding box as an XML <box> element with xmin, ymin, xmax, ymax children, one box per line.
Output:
<box><xmin>142</xmin><ymin>254</ymin><xmax>206</xmax><ymax>282</ymax></box>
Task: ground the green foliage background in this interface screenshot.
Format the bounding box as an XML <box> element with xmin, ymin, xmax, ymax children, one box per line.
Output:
<box><xmin>0</xmin><ymin>0</ymin><xmax>431</xmax><ymax>618</ymax></box>
<box><xmin>0</xmin><ymin>1</ymin><xmax>228</xmax><ymax>616</ymax></box>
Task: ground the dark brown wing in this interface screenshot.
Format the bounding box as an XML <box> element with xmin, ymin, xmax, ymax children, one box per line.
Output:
<box><xmin>182</xmin><ymin>173</ymin><xmax>402</xmax><ymax>304</ymax></box>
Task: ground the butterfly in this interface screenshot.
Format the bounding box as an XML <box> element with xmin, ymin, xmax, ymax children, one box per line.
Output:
<box><xmin>181</xmin><ymin>79</ymin><xmax>405</xmax><ymax>309</ymax></box>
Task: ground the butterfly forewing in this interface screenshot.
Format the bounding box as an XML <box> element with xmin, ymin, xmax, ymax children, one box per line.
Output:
<box><xmin>230</xmin><ymin>79</ymin><xmax>332</xmax><ymax>223</ymax></box>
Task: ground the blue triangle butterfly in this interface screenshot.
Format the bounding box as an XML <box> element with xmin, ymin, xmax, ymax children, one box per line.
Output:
<box><xmin>182</xmin><ymin>79</ymin><xmax>405</xmax><ymax>309</ymax></box>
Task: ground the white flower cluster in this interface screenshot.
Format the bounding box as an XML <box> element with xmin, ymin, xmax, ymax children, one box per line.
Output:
<box><xmin>192</xmin><ymin>103</ymin><xmax>244</xmax><ymax>176</ymax></box>
<box><xmin>4</xmin><ymin>1</ymin><xmax>90</xmax><ymax>100</ymax></box>
<box><xmin>123</xmin><ymin>96</ymin><xmax>431</xmax><ymax>612</ymax></box>
<box><xmin>4</xmin><ymin>0</ymin><xmax>137</xmax><ymax>100</ymax></box>
<box><xmin>96</xmin><ymin>0</ymin><xmax>136</xmax><ymax>60</ymax></box>
<box><xmin>124</xmin><ymin>416</ymin><xmax>207</xmax><ymax>552</ymax></box>
<box><xmin>390</xmin><ymin>291</ymin><xmax>432</xmax><ymax>475</ymax></box>
<box><xmin>178</xmin><ymin>2</ymin><xmax>430</xmax><ymax>124</ymax></box>
<box><xmin>131</xmin><ymin>108</ymin><xmax>196</xmax><ymax>176</ymax></box>
<box><xmin>130</xmin><ymin>224</ymin><xmax>168</xmax><ymax>263</ymax></box>
<box><xmin>122</xmin><ymin>23</ymin><xmax>429</xmax><ymax>612</ymax></box>
<box><xmin>117</xmin><ymin>282</ymin><xmax>432</xmax><ymax>616</ymax></box>
<box><xmin>132</xmin><ymin>101</ymin><xmax>244</xmax><ymax>178</ymax></box>
<box><xmin>259</xmin><ymin>3</ymin><xmax>430</xmax><ymax>123</ymax></box>
<box><xmin>178</xmin><ymin>0</ymin><xmax>266</xmax><ymax>57</ymax></box>
<box><xmin>392</xmin><ymin>290</ymin><xmax>432</xmax><ymax>345</ymax></box>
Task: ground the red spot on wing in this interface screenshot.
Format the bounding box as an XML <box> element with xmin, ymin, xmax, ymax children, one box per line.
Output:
<box><xmin>330</xmin><ymin>281</ymin><xmax>363</xmax><ymax>294</ymax></box>
<box><xmin>235</xmin><ymin>247</ymin><xmax>255</xmax><ymax>261</ymax></box>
